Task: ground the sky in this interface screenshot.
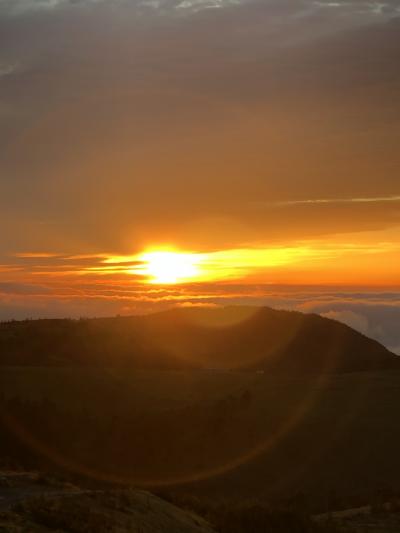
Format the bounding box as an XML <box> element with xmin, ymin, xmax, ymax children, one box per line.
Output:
<box><xmin>0</xmin><ymin>0</ymin><xmax>400</xmax><ymax>351</ymax></box>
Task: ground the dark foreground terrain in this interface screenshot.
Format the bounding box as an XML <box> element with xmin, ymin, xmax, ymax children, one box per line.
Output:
<box><xmin>2</xmin><ymin>368</ymin><xmax>400</xmax><ymax>511</ymax></box>
<box><xmin>1</xmin><ymin>472</ymin><xmax>400</xmax><ymax>532</ymax></box>
<box><xmin>1</xmin><ymin>308</ymin><xmax>400</xmax><ymax>531</ymax></box>
<box><xmin>0</xmin><ymin>472</ymin><xmax>215</xmax><ymax>532</ymax></box>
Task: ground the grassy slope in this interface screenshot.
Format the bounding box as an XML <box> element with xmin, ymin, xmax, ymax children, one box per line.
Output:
<box><xmin>2</xmin><ymin>368</ymin><xmax>400</xmax><ymax>510</ymax></box>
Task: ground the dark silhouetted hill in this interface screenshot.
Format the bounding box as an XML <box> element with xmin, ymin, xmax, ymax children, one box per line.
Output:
<box><xmin>0</xmin><ymin>307</ymin><xmax>397</xmax><ymax>373</ymax></box>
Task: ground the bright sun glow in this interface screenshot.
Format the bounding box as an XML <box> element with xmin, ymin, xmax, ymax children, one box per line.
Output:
<box><xmin>97</xmin><ymin>237</ymin><xmax>400</xmax><ymax>286</ymax></box>
<box><xmin>140</xmin><ymin>251</ymin><xmax>202</xmax><ymax>284</ymax></box>
<box><xmin>103</xmin><ymin>245</ymin><xmax>339</xmax><ymax>284</ymax></box>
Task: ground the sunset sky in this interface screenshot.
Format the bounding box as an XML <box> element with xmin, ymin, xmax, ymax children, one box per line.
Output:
<box><xmin>0</xmin><ymin>0</ymin><xmax>399</xmax><ymax>350</ymax></box>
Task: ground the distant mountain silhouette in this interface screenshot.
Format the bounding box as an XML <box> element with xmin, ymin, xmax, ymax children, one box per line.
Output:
<box><xmin>0</xmin><ymin>307</ymin><xmax>397</xmax><ymax>373</ymax></box>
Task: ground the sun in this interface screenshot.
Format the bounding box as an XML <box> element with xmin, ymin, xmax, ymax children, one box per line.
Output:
<box><xmin>140</xmin><ymin>250</ymin><xmax>202</xmax><ymax>284</ymax></box>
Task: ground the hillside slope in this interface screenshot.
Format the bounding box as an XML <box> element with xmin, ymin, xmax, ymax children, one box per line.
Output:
<box><xmin>0</xmin><ymin>475</ymin><xmax>215</xmax><ymax>533</ymax></box>
<box><xmin>0</xmin><ymin>307</ymin><xmax>396</xmax><ymax>373</ymax></box>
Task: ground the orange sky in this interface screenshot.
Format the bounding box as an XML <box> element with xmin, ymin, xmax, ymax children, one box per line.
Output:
<box><xmin>0</xmin><ymin>0</ymin><xmax>400</xmax><ymax>327</ymax></box>
<box><xmin>3</xmin><ymin>226</ymin><xmax>400</xmax><ymax>294</ymax></box>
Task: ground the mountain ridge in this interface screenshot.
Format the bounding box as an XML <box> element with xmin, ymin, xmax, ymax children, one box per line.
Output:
<box><xmin>0</xmin><ymin>306</ymin><xmax>396</xmax><ymax>373</ymax></box>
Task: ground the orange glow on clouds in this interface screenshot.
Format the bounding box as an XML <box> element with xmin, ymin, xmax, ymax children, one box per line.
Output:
<box><xmin>5</xmin><ymin>228</ymin><xmax>400</xmax><ymax>289</ymax></box>
<box><xmin>101</xmin><ymin>246</ymin><xmax>321</xmax><ymax>285</ymax></box>
<box><xmin>96</xmin><ymin>233</ymin><xmax>400</xmax><ymax>286</ymax></box>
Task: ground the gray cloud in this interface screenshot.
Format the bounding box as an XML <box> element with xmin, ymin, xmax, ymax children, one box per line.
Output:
<box><xmin>0</xmin><ymin>0</ymin><xmax>399</xmax><ymax>19</ymax></box>
<box><xmin>321</xmin><ymin>310</ymin><xmax>370</xmax><ymax>335</ymax></box>
<box><xmin>0</xmin><ymin>0</ymin><xmax>100</xmax><ymax>15</ymax></box>
<box><xmin>0</xmin><ymin>62</ymin><xmax>19</xmax><ymax>77</ymax></box>
<box><xmin>0</xmin><ymin>0</ymin><xmax>246</xmax><ymax>17</ymax></box>
<box><xmin>300</xmin><ymin>298</ymin><xmax>400</xmax><ymax>355</ymax></box>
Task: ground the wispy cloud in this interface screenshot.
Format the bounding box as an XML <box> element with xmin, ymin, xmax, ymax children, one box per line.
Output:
<box><xmin>0</xmin><ymin>265</ymin><xmax>23</xmax><ymax>273</ymax></box>
<box><xmin>0</xmin><ymin>0</ymin><xmax>95</xmax><ymax>15</ymax></box>
<box><xmin>175</xmin><ymin>0</ymin><xmax>240</xmax><ymax>13</ymax></box>
<box><xmin>13</xmin><ymin>252</ymin><xmax>61</xmax><ymax>259</ymax></box>
<box><xmin>2</xmin><ymin>0</ymin><xmax>398</xmax><ymax>18</ymax></box>
<box><xmin>0</xmin><ymin>0</ymin><xmax>242</xmax><ymax>16</ymax></box>
<box><xmin>264</xmin><ymin>195</ymin><xmax>400</xmax><ymax>208</ymax></box>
